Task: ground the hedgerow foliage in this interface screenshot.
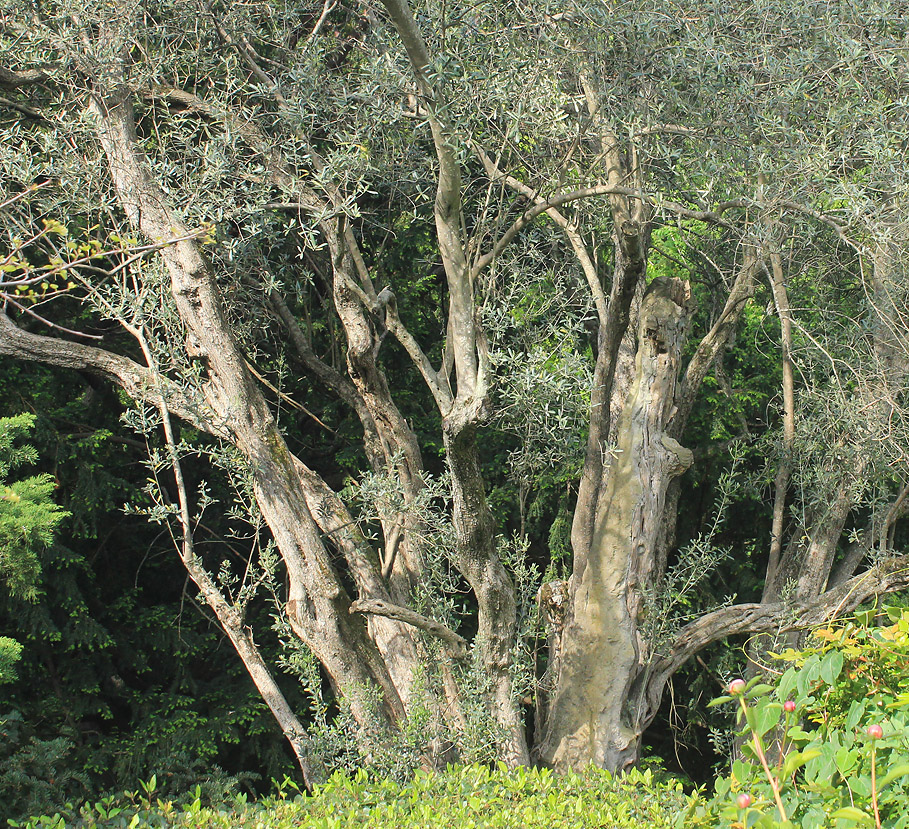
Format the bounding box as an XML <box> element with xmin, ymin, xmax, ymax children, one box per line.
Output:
<box><xmin>9</xmin><ymin>764</ymin><xmax>692</xmax><ymax>829</ymax></box>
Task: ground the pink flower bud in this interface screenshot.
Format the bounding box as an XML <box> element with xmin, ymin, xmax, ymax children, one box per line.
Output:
<box><xmin>784</xmin><ymin>700</ymin><xmax>796</xmax><ymax>713</ymax></box>
<box><xmin>728</xmin><ymin>678</ymin><xmax>747</xmax><ymax>695</ymax></box>
<box><xmin>867</xmin><ymin>724</ymin><xmax>884</xmax><ymax>739</ymax></box>
<box><xmin>736</xmin><ymin>793</ymin><xmax>752</xmax><ymax>809</ymax></box>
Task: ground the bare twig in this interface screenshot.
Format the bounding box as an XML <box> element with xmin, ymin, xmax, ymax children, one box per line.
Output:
<box><xmin>0</xmin><ymin>95</ymin><xmax>45</xmax><ymax>120</ymax></box>
<box><xmin>298</xmin><ymin>0</ymin><xmax>337</xmax><ymax>55</ymax></box>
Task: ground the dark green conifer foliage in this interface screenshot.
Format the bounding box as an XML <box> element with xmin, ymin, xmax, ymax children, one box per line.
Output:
<box><xmin>0</xmin><ymin>413</ymin><xmax>69</xmax><ymax>602</ymax></box>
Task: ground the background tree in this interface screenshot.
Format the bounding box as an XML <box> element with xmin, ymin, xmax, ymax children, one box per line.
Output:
<box><xmin>0</xmin><ymin>413</ymin><xmax>68</xmax><ymax>602</ymax></box>
<box><xmin>0</xmin><ymin>363</ymin><xmax>302</xmax><ymax>821</ymax></box>
<box><xmin>1</xmin><ymin>0</ymin><xmax>907</xmax><ymax>779</ymax></box>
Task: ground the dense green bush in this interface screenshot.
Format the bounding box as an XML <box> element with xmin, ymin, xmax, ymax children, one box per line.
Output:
<box><xmin>13</xmin><ymin>608</ymin><xmax>909</xmax><ymax>828</ymax></box>
<box><xmin>692</xmin><ymin>608</ymin><xmax>909</xmax><ymax>828</ymax></box>
<box><xmin>9</xmin><ymin>764</ymin><xmax>694</xmax><ymax>829</ymax></box>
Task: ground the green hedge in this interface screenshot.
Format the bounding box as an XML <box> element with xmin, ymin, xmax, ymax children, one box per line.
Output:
<box><xmin>11</xmin><ymin>764</ymin><xmax>694</xmax><ymax>829</ymax></box>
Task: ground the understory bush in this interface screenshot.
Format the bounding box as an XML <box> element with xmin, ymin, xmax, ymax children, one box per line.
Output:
<box><xmin>9</xmin><ymin>764</ymin><xmax>692</xmax><ymax>829</ymax></box>
<box><xmin>14</xmin><ymin>609</ymin><xmax>909</xmax><ymax>828</ymax></box>
<box><xmin>692</xmin><ymin>606</ymin><xmax>909</xmax><ymax>828</ymax></box>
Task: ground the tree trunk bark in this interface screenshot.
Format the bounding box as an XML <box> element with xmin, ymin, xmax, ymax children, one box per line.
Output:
<box><xmin>444</xmin><ymin>407</ymin><xmax>530</xmax><ymax>765</ymax></box>
<box><xmin>89</xmin><ymin>81</ymin><xmax>405</xmax><ymax>735</ymax></box>
<box><xmin>539</xmin><ymin>277</ymin><xmax>693</xmax><ymax>771</ymax></box>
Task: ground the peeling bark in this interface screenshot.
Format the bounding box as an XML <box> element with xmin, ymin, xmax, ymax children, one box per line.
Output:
<box><xmin>539</xmin><ymin>277</ymin><xmax>693</xmax><ymax>771</ymax></box>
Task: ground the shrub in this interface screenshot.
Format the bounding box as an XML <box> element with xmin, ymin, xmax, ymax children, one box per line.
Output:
<box><xmin>9</xmin><ymin>763</ymin><xmax>694</xmax><ymax>829</ymax></box>
<box><xmin>692</xmin><ymin>607</ymin><xmax>909</xmax><ymax>828</ymax></box>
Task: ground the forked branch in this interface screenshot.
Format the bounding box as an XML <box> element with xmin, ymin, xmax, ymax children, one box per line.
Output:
<box><xmin>0</xmin><ymin>313</ymin><xmax>218</xmax><ymax>435</ymax></box>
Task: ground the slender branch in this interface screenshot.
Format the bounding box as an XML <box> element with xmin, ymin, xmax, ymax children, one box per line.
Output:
<box><xmin>0</xmin><ymin>312</ymin><xmax>219</xmax><ymax>435</ymax></box>
<box><xmin>377</xmin><ymin>0</ymin><xmax>478</xmax><ymax>399</ymax></box>
<box><xmin>0</xmin><ymin>95</ymin><xmax>45</xmax><ymax>120</ymax></box>
<box><xmin>473</xmin><ymin>145</ymin><xmax>607</xmax><ymax>324</ymax></box>
<box><xmin>204</xmin><ymin>2</ymin><xmax>288</xmax><ymax>104</ymax></box>
<box><xmin>298</xmin><ymin>0</ymin><xmax>337</xmax><ymax>55</ymax></box>
<box><xmin>633</xmin><ymin>122</ymin><xmax>732</xmax><ymax>138</ymax></box>
<box><xmin>470</xmin><ymin>183</ymin><xmax>739</xmax><ymax>280</ymax></box>
<box><xmin>765</xmin><ymin>252</ymin><xmax>795</xmax><ymax>589</ymax></box>
<box><xmin>243</xmin><ymin>357</ymin><xmax>336</xmax><ymax>434</ymax></box>
<box><xmin>383</xmin><ymin>295</ymin><xmax>452</xmax><ymax>411</ymax></box>
<box><xmin>2</xmin><ymin>295</ymin><xmax>101</xmax><ymax>339</ymax></box>
<box><xmin>669</xmin><ymin>250</ymin><xmax>760</xmax><ymax>437</ymax></box>
<box><xmin>350</xmin><ymin>598</ymin><xmax>467</xmax><ymax>657</ymax></box>
<box><xmin>467</xmin><ymin>172</ymin><xmax>856</xmax><ymax>285</ymax></box>
<box><xmin>141</xmin><ymin>329</ymin><xmax>318</xmax><ymax>787</ymax></box>
<box><xmin>777</xmin><ymin>199</ymin><xmax>858</xmax><ymax>250</ymax></box>
<box><xmin>266</xmin><ymin>285</ymin><xmax>369</xmax><ymax>410</ymax></box>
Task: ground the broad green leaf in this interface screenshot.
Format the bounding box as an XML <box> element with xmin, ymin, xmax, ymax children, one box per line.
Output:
<box><xmin>752</xmin><ymin>702</ymin><xmax>782</xmax><ymax>738</ymax></box>
<box><xmin>854</xmin><ymin>608</ymin><xmax>875</xmax><ymax>626</ymax></box>
<box><xmin>777</xmin><ymin>667</ymin><xmax>798</xmax><ymax>701</ymax></box>
<box><xmin>707</xmin><ymin>695</ymin><xmax>733</xmax><ymax>708</ymax></box>
<box><xmin>845</xmin><ymin>700</ymin><xmax>865</xmax><ymax>730</ymax></box>
<box><xmin>781</xmin><ymin>748</ymin><xmax>822</xmax><ymax>779</ymax></box>
<box><xmin>834</xmin><ymin>746</ymin><xmax>857</xmax><ymax>775</ymax></box>
<box><xmin>786</xmin><ymin>725</ymin><xmax>814</xmax><ymax>742</ymax></box>
<box><xmin>830</xmin><ymin>806</ymin><xmax>874</xmax><ymax>825</ymax></box>
<box><xmin>819</xmin><ymin>649</ymin><xmax>844</xmax><ymax>685</ymax></box>
<box><xmin>879</xmin><ymin>763</ymin><xmax>909</xmax><ymax>791</ymax></box>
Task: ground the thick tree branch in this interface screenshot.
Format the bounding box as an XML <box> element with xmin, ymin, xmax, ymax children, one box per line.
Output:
<box><xmin>91</xmin><ymin>75</ymin><xmax>406</xmax><ymax>729</ymax></box>
<box><xmin>765</xmin><ymin>252</ymin><xmax>795</xmax><ymax>589</ymax></box>
<box><xmin>0</xmin><ymin>66</ymin><xmax>49</xmax><ymax>87</ymax></box>
<box><xmin>350</xmin><ymin>598</ymin><xmax>468</xmax><ymax>658</ymax></box>
<box><xmin>377</xmin><ymin>0</ymin><xmax>478</xmax><ymax>398</ymax></box>
<box><xmin>165</xmin><ymin>73</ymin><xmax>435</xmax><ymax>639</ymax></box>
<box><xmin>0</xmin><ymin>313</ymin><xmax>218</xmax><ymax>435</ymax></box>
<box><xmin>657</xmin><ymin>555</ymin><xmax>909</xmax><ymax>683</ymax></box>
<box><xmin>151</xmin><ymin>86</ymin><xmax>446</xmax><ymax>408</ymax></box>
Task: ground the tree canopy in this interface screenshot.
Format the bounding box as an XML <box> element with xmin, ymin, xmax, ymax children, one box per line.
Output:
<box><xmin>1</xmin><ymin>0</ymin><xmax>908</xmax><ymax>785</ymax></box>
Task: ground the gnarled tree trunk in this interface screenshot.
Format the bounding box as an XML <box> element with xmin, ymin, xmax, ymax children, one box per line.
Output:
<box><xmin>538</xmin><ymin>277</ymin><xmax>693</xmax><ymax>770</ymax></box>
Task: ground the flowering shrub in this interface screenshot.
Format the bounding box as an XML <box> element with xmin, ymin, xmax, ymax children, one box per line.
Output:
<box><xmin>692</xmin><ymin>607</ymin><xmax>909</xmax><ymax>828</ymax></box>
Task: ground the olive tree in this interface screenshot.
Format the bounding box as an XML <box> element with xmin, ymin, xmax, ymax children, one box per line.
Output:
<box><xmin>2</xmin><ymin>0</ymin><xmax>908</xmax><ymax>779</ymax></box>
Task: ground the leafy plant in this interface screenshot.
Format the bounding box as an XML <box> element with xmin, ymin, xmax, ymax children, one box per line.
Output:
<box><xmin>0</xmin><ymin>414</ymin><xmax>69</xmax><ymax>600</ymax></box>
<box><xmin>693</xmin><ymin>609</ymin><xmax>909</xmax><ymax>828</ymax></box>
<box><xmin>9</xmin><ymin>763</ymin><xmax>695</xmax><ymax>829</ymax></box>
